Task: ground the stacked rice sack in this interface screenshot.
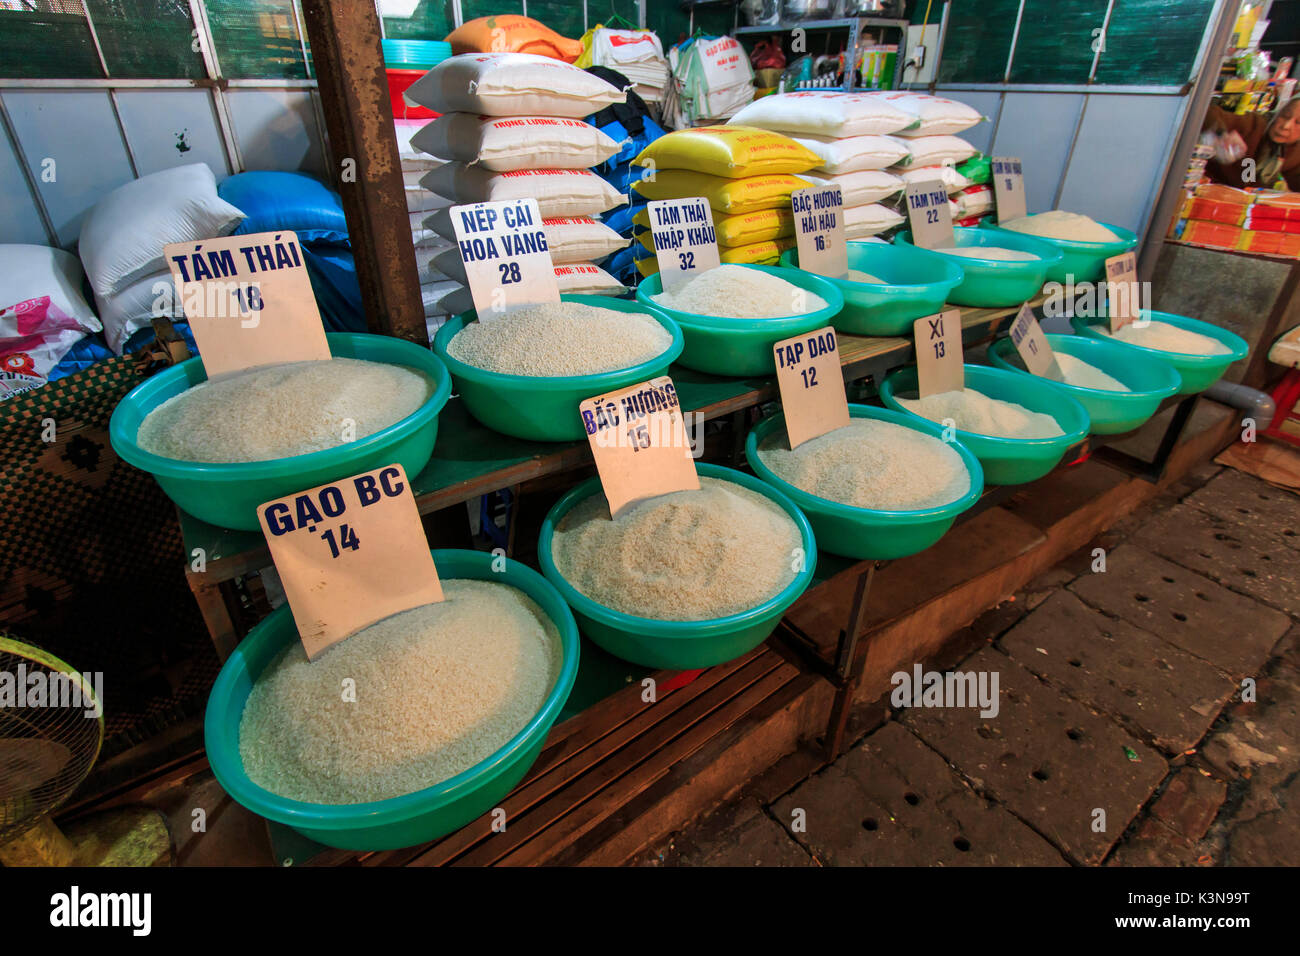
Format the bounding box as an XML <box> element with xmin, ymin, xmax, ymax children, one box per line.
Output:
<box><xmin>727</xmin><ymin>92</ymin><xmax>915</xmax><ymax>242</ymax></box>
<box><xmin>393</xmin><ymin>118</ymin><xmax>459</xmax><ymax>332</ymax></box>
<box><xmin>871</xmin><ymin>91</ymin><xmax>985</xmax><ymax>224</ymax></box>
<box><xmin>664</xmin><ymin>36</ymin><xmax>754</xmax><ymax>129</ymax></box>
<box><xmin>76</xmin><ymin>162</ymin><xmax>245</xmax><ymax>354</ymax></box>
<box><xmin>583</xmin><ymin>27</ymin><xmax>670</xmax><ymax>110</ymax></box>
<box><xmin>629</xmin><ymin>126</ymin><xmax>823</xmax><ymax>279</ymax></box>
<box><xmin>404</xmin><ymin>53</ymin><xmax>631</xmax><ymax>316</ymax></box>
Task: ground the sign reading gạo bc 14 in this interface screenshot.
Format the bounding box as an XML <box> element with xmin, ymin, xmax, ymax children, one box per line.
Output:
<box><xmin>450</xmin><ymin>198</ymin><xmax>560</xmax><ymax>319</ymax></box>
<box><xmin>164</xmin><ymin>230</ymin><xmax>330</xmax><ymax>380</ymax></box>
<box><xmin>580</xmin><ymin>375</ymin><xmax>699</xmax><ymax>519</ymax></box>
<box><xmin>257</xmin><ymin>463</ymin><xmax>444</xmax><ymax>660</ymax></box>
<box><xmin>647</xmin><ymin>197</ymin><xmax>720</xmax><ymax>292</ymax></box>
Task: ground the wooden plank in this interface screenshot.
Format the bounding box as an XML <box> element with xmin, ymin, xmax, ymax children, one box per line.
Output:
<box><xmin>557</xmin><ymin>672</ymin><xmax>832</xmax><ymax>866</ymax></box>
<box><xmin>299</xmin><ymin>0</ymin><xmax>425</xmax><ymax>343</ymax></box>
<box><xmin>372</xmin><ymin>650</ymin><xmax>782</xmax><ymax>867</ymax></box>
<box><xmin>484</xmin><ymin>661</ymin><xmax>801</xmax><ymax>867</ymax></box>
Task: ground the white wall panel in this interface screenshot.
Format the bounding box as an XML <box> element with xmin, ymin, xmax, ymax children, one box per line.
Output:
<box><xmin>0</xmin><ymin>121</ymin><xmax>50</xmax><ymax>246</ymax></box>
<box><xmin>990</xmin><ymin>92</ymin><xmax>1085</xmax><ymax>218</ymax></box>
<box><xmin>114</xmin><ymin>89</ymin><xmax>231</xmax><ymax>181</ymax></box>
<box><xmin>2</xmin><ymin>90</ymin><xmax>135</xmax><ymax>247</ymax></box>
<box><xmin>227</xmin><ymin>89</ymin><xmax>324</xmax><ymax>175</ymax></box>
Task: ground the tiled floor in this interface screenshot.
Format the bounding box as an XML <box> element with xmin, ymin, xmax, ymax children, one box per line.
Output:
<box><xmin>639</xmin><ymin>464</ymin><xmax>1300</xmax><ymax>866</ymax></box>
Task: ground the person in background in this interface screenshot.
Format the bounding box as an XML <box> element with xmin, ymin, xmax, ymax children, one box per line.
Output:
<box><xmin>1203</xmin><ymin>97</ymin><xmax>1300</xmax><ymax>192</ymax></box>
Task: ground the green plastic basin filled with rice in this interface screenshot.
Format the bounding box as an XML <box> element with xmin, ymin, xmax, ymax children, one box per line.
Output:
<box><xmin>635</xmin><ymin>264</ymin><xmax>844</xmax><ymax>377</ymax></box>
<box><xmin>538</xmin><ymin>463</ymin><xmax>816</xmax><ymax>669</ymax></box>
<box><xmin>879</xmin><ymin>364</ymin><xmax>1091</xmax><ymax>485</ymax></box>
<box><xmin>204</xmin><ymin>549</ymin><xmax>579</xmax><ymax>851</ymax></box>
<box><xmin>987</xmin><ymin>333</ymin><xmax>1180</xmax><ymax>434</ymax></box>
<box><xmin>109</xmin><ymin>332</ymin><xmax>452</xmax><ymax>532</ymax></box>
<box><xmin>893</xmin><ymin>227</ymin><xmax>1062</xmax><ymax>308</ymax></box>
<box><xmin>778</xmin><ymin>241</ymin><xmax>965</xmax><ymax>336</ymax></box>
<box><xmin>977</xmin><ymin>217</ymin><xmax>1138</xmax><ymax>283</ymax></box>
<box><xmin>432</xmin><ymin>294</ymin><xmax>683</xmax><ymax>442</ymax></box>
<box><xmin>746</xmin><ymin>405</ymin><xmax>985</xmax><ymax>560</ymax></box>
<box><xmin>1069</xmin><ymin>311</ymin><xmax>1250</xmax><ymax>395</ymax></box>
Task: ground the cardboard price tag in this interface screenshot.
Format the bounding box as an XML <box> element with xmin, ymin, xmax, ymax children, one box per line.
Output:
<box><xmin>791</xmin><ymin>185</ymin><xmax>848</xmax><ymax>279</ymax></box>
<box><xmin>992</xmin><ymin>156</ymin><xmax>1027</xmax><ymax>223</ymax></box>
<box><xmin>257</xmin><ymin>464</ymin><xmax>444</xmax><ymax>660</ymax></box>
<box><xmin>647</xmin><ymin>197</ymin><xmax>721</xmax><ymax>292</ymax></box>
<box><xmin>450</xmin><ymin>198</ymin><xmax>560</xmax><ymax>319</ymax></box>
<box><xmin>1105</xmin><ymin>252</ymin><xmax>1142</xmax><ymax>334</ymax></box>
<box><xmin>773</xmin><ymin>326</ymin><xmax>850</xmax><ymax>449</ymax></box>
<box><xmin>164</xmin><ymin>230</ymin><xmax>330</xmax><ymax>379</ymax></box>
<box><xmin>914</xmin><ymin>309</ymin><xmax>964</xmax><ymax>397</ymax></box>
<box><xmin>1008</xmin><ymin>303</ymin><xmax>1063</xmax><ymax>381</ymax></box>
<box><xmin>905</xmin><ymin>180</ymin><xmax>955</xmax><ymax>250</ymax></box>
<box><xmin>580</xmin><ymin>375</ymin><xmax>700</xmax><ymax>518</ymax></box>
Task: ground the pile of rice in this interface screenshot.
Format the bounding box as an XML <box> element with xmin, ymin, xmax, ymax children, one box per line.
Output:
<box><xmin>239</xmin><ymin>580</ymin><xmax>561</xmax><ymax>805</ymax></box>
<box><xmin>136</xmin><ymin>358</ymin><xmax>432</xmax><ymax>463</ymax></box>
<box><xmin>1054</xmin><ymin>353</ymin><xmax>1130</xmax><ymax>391</ymax></box>
<box><xmin>1102</xmin><ymin>320</ymin><xmax>1230</xmax><ymax>356</ymax></box>
<box><xmin>847</xmin><ymin>269</ymin><xmax>886</xmax><ymax>284</ymax></box>
<box><xmin>1000</xmin><ymin>210</ymin><xmax>1120</xmax><ymax>243</ymax></box>
<box><xmin>898</xmin><ymin>388</ymin><xmax>1064</xmax><ymax>439</ymax></box>
<box><xmin>447</xmin><ymin>301</ymin><xmax>672</xmax><ymax>376</ymax></box>
<box><xmin>550</xmin><ymin>477</ymin><xmax>801</xmax><ymax>620</ymax></box>
<box><xmin>932</xmin><ymin>246</ymin><xmax>1040</xmax><ymax>262</ymax></box>
<box><xmin>650</xmin><ymin>264</ymin><xmax>827</xmax><ymax>319</ymax></box>
<box><xmin>757</xmin><ymin>419</ymin><xmax>971</xmax><ymax>511</ymax></box>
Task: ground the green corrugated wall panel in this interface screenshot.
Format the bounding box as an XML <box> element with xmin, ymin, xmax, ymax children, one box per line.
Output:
<box><xmin>936</xmin><ymin>1</ymin><xmax>1020</xmax><ymax>84</ymax></box>
<box><xmin>1093</xmin><ymin>0</ymin><xmax>1216</xmax><ymax>86</ymax></box>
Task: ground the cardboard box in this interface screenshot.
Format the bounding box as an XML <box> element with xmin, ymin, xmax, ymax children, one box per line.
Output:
<box><xmin>1188</xmin><ymin>198</ymin><xmax>1249</xmax><ymax>225</ymax></box>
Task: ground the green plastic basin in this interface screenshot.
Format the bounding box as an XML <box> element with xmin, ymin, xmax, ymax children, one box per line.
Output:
<box><xmin>746</xmin><ymin>405</ymin><xmax>985</xmax><ymax>560</ymax></box>
<box><xmin>978</xmin><ymin>218</ymin><xmax>1138</xmax><ymax>283</ymax></box>
<box><xmin>635</xmin><ymin>264</ymin><xmax>844</xmax><ymax>376</ymax></box>
<box><xmin>893</xmin><ymin>227</ymin><xmax>1062</xmax><ymax>307</ymax></box>
<box><xmin>538</xmin><ymin>463</ymin><xmax>817</xmax><ymax>669</ymax></box>
<box><xmin>778</xmin><ymin>241</ymin><xmax>964</xmax><ymax>336</ymax></box>
<box><xmin>203</xmin><ymin>549</ymin><xmax>579</xmax><ymax>851</ymax></box>
<box><xmin>879</xmin><ymin>364</ymin><xmax>1090</xmax><ymax>485</ymax></box>
<box><xmin>109</xmin><ymin>332</ymin><xmax>452</xmax><ymax>532</ymax></box>
<box><xmin>987</xmin><ymin>333</ymin><xmax>1180</xmax><ymax>434</ymax></box>
<box><xmin>431</xmin><ymin>295</ymin><xmax>683</xmax><ymax>442</ymax></box>
<box><xmin>1069</xmin><ymin>310</ymin><xmax>1250</xmax><ymax>395</ymax></box>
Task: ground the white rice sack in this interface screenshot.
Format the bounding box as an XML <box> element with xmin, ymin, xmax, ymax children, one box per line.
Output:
<box><xmin>893</xmin><ymin>135</ymin><xmax>977</xmax><ymax>169</ymax></box>
<box><xmin>553</xmin><ymin>262</ymin><xmax>624</xmax><ymax>295</ymax></box>
<box><xmin>405</xmin><ymin>185</ymin><xmax>448</xmax><ymax>214</ymax></box>
<box><xmin>899</xmin><ymin>165</ymin><xmax>973</xmax><ymax>195</ymax></box>
<box><xmin>843</xmin><ymin>203</ymin><xmax>906</xmax><ymax>240</ymax></box>
<box><xmin>0</xmin><ymin>244</ymin><xmax>101</xmax><ymax>333</ymax></box>
<box><xmin>954</xmin><ymin>185</ymin><xmax>995</xmax><ymax>220</ymax></box>
<box><xmin>797</xmin><ymin>169</ymin><xmax>905</xmax><ymax>207</ymax></box>
<box><xmin>412</xmin><ymin>113</ymin><xmax>622</xmax><ymax>172</ymax></box>
<box><xmin>404</xmin><ymin>53</ymin><xmax>626</xmax><ymax>118</ymax></box>
<box><xmin>421</xmin><ymin>164</ymin><xmax>626</xmax><ymax>219</ymax></box>
<box><xmin>94</xmin><ymin>270</ymin><xmax>179</xmax><ymax>354</ymax></box>
<box><xmin>791</xmin><ymin>134</ymin><xmax>911</xmax><ymax>174</ymax></box>
<box><xmin>869</xmin><ymin>92</ymin><xmax>985</xmax><ymax>137</ymax></box>
<box><xmin>78</xmin><ymin>163</ymin><xmax>245</xmax><ymax>299</ymax></box>
<box><xmin>729</xmin><ymin>91</ymin><xmax>914</xmax><ymax>137</ymax></box>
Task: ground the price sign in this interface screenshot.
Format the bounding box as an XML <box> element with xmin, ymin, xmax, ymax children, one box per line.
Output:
<box><xmin>164</xmin><ymin>230</ymin><xmax>330</xmax><ymax>379</ymax></box>
<box><xmin>773</xmin><ymin>326</ymin><xmax>850</xmax><ymax>449</ymax></box>
<box><xmin>646</xmin><ymin>197</ymin><xmax>721</xmax><ymax>292</ymax></box>
<box><xmin>1008</xmin><ymin>303</ymin><xmax>1063</xmax><ymax>381</ymax></box>
<box><xmin>1105</xmin><ymin>252</ymin><xmax>1141</xmax><ymax>333</ymax></box>
<box><xmin>904</xmin><ymin>180</ymin><xmax>955</xmax><ymax>249</ymax></box>
<box><xmin>580</xmin><ymin>375</ymin><xmax>700</xmax><ymax>519</ymax></box>
<box><xmin>449</xmin><ymin>198</ymin><xmax>560</xmax><ymax>319</ymax></box>
<box><xmin>257</xmin><ymin>464</ymin><xmax>444</xmax><ymax>660</ymax></box>
<box><xmin>791</xmin><ymin>185</ymin><xmax>848</xmax><ymax>280</ymax></box>
<box><xmin>914</xmin><ymin>309</ymin><xmax>964</xmax><ymax>397</ymax></box>
<box><xmin>992</xmin><ymin>156</ymin><xmax>1027</xmax><ymax>223</ymax></box>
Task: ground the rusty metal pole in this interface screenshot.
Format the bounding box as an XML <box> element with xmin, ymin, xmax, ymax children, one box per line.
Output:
<box><xmin>299</xmin><ymin>0</ymin><xmax>426</xmax><ymax>344</ymax></box>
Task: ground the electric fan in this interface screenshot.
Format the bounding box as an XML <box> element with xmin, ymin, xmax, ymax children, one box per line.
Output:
<box><xmin>0</xmin><ymin>634</ymin><xmax>171</xmax><ymax>866</ymax></box>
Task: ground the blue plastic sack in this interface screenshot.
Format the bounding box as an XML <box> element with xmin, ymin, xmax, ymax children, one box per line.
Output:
<box><xmin>219</xmin><ymin>171</ymin><xmax>349</xmax><ymax>245</ymax></box>
<box><xmin>48</xmin><ymin>334</ymin><xmax>113</xmax><ymax>381</ymax></box>
<box><xmin>301</xmin><ymin>243</ymin><xmax>365</xmax><ymax>334</ymax></box>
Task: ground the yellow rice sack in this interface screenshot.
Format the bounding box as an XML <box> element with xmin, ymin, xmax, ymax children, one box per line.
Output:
<box><xmin>720</xmin><ymin>237</ymin><xmax>795</xmax><ymax>265</ymax></box>
<box><xmin>635</xmin><ymin>256</ymin><xmax>659</xmax><ymax>278</ymax></box>
<box><xmin>633</xmin><ymin>170</ymin><xmax>811</xmax><ymax>214</ymax></box>
<box><xmin>633</xmin><ymin>207</ymin><xmax>795</xmax><ymax>247</ymax></box>
<box><xmin>633</xmin><ymin>126</ymin><xmax>821</xmax><ymax>178</ymax></box>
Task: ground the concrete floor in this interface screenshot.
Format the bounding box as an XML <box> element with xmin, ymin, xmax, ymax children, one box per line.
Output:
<box><xmin>637</xmin><ymin>462</ymin><xmax>1300</xmax><ymax>867</ymax></box>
